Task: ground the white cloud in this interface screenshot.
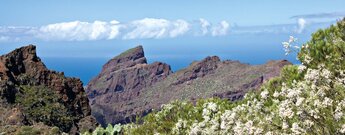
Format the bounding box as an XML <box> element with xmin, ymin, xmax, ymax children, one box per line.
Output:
<box><xmin>169</xmin><ymin>19</ymin><xmax>190</xmax><ymax>37</ymax></box>
<box><xmin>109</xmin><ymin>20</ymin><xmax>121</xmax><ymax>39</ymax></box>
<box><xmin>36</xmin><ymin>20</ymin><xmax>122</xmax><ymax>41</ymax></box>
<box><xmin>211</xmin><ymin>21</ymin><xmax>230</xmax><ymax>36</ymax></box>
<box><xmin>123</xmin><ymin>18</ymin><xmax>190</xmax><ymax>39</ymax></box>
<box><xmin>199</xmin><ymin>18</ymin><xmax>210</xmax><ymax>35</ymax></box>
<box><xmin>0</xmin><ymin>18</ymin><xmax>235</xmax><ymax>41</ymax></box>
<box><xmin>297</xmin><ymin>18</ymin><xmax>306</xmax><ymax>33</ymax></box>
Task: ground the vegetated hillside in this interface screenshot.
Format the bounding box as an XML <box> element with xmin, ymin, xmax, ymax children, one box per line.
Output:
<box><xmin>0</xmin><ymin>45</ymin><xmax>97</xmax><ymax>134</ymax></box>
<box><xmin>86</xmin><ymin>45</ymin><xmax>291</xmax><ymax>125</ymax></box>
<box><xmin>113</xmin><ymin>18</ymin><xmax>345</xmax><ymax>134</ymax></box>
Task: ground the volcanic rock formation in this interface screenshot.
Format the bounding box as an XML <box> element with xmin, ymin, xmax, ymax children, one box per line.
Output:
<box><xmin>87</xmin><ymin>46</ymin><xmax>172</xmax><ymax>125</ymax></box>
<box><xmin>0</xmin><ymin>45</ymin><xmax>96</xmax><ymax>134</ymax></box>
<box><xmin>87</xmin><ymin>45</ymin><xmax>292</xmax><ymax>125</ymax></box>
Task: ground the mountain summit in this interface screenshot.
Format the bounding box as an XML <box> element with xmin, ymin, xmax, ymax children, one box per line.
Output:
<box><xmin>87</xmin><ymin>45</ymin><xmax>172</xmax><ymax>125</ymax></box>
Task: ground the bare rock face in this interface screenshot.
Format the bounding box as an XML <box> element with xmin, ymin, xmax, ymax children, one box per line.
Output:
<box><xmin>87</xmin><ymin>45</ymin><xmax>292</xmax><ymax>126</ymax></box>
<box><xmin>86</xmin><ymin>46</ymin><xmax>172</xmax><ymax>125</ymax></box>
<box><xmin>0</xmin><ymin>45</ymin><xmax>96</xmax><ymax>134</ymax></box>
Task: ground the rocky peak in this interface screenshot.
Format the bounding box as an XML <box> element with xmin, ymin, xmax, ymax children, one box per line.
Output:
<box><xmin>86</xmin><ymin>45</ymin><xmax>172</xmax><ymax>125</ymax></box>
<box><xmin>0</xmin><ymin>45</ymin><xmax>96</xmax><ymax>134</ymax></box>
<box><xmin>101</xmin><ymin>45</ymin><xmax>147</xmax><ymax>74</ymax></box>
<box><xmin>0</xmin><ymin>45</ymin><xmax>44</xmax><ymax>78</ymax></box>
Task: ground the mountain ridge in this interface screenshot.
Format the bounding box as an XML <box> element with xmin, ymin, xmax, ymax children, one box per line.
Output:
<box><xmin>86</xmin><ymin>45</ymin><xmax>292</xmax><ymax>125</ymax></box>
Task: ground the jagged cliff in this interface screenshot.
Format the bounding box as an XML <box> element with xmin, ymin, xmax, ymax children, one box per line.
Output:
<box><xmin>87</xmin><ymin>46</ymin><xmax>292</xmax><ymax>125</ymax></box>
<box><xmin>0</xmin><ymin>45</ymin><xmax>96</xmax><ymax>134</ymax></box>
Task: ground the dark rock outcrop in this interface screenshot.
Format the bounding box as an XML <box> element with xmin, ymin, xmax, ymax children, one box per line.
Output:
<box><xmin>87</xmin><ymin>45</ymin><xmax>292</xmax><ymax>125</ymax></box>
<box><xmin>0</xmin><ymin>45</ymin><xmax>96</xmax><ymax>134</ymax></box>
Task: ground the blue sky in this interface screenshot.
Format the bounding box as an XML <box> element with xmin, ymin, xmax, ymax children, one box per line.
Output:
<box><xmin>0</xmin><ymin>0</ymin><xmax>344</xmax><ymax>84</ymax></box>
<box><xmin>1</xmin><ymin>0</ymin><xmax>344</xmax><ymax>26</ymax></box>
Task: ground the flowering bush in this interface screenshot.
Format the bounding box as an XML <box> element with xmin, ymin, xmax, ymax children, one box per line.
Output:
<box><xmin>122</xmin><ymin>99</ymin><xmax>240</xmax><ymax>135</ymax></box>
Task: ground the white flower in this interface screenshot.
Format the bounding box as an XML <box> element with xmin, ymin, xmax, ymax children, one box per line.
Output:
<box><xmin>265</xmin><ymin>131</ymin><xmax>274</xmax><ymax>135</ymax></box>
<box><xmin>303</xmin><ymin>120</ymin><xmax>314</xmax><ymax>128</ymax></box>
<box><xmin>303</xmin><ymin>55</ymin><xmax>313</xmax><ymax>64</ymax></box>
<box><xmin>335</xmin><ymin>106</ymin><xmax>343</xmax><ymax>121</ymax></box>
<box><xmin>316</xmin><ymin>89</ymin><xmax>326</xmax><ymax>97</ymax></box>
<box><xmin>265</xmin><ymin>116</ymin><xmax>272</xmax><ymax>122</ymax></box>
<box><xmin>202</xmin><ymin>108</ymin><xmax>211</xmax><ymax>121</ymax></box>
<box><xmin>273</xmin><ymin>91</ymin><xmax>280</xmax><ymax>98</ymax></box>
<box><xmin>309</xmin><ymin>109</ymin><xmax>320</xmax><ymax>119</ymax></box>
<box><xmin>322</xmin><ymin>97</ymin><xmax>333</xmax><ymax>107</ymax></box>
<box><xmin>286</xmin><ymin>88</ymin><xmax>301</xmax><ymax>98</ymax></box>
<box><xmin>260</xmin><ymin>90</ymin><xmax>269</xmax><ymax>99</ymax></box>
<box><xmin>289</xmin><ymin>36</ymin><xmax>295</xmax><ymax>42</ymax></box>
<box><xmin>282</xmin><ymin>36</ymin><xmax>300</xmax><ymax>55</ymax></box>
<box><xmin>296</xmin><ymin>97</ymin><xmax>305</xmax><ymax>106</ymax></box>
<box><xmin>314</xmin><ymin>99</ymin><xmax>322</xmax><ymax>107</ymax></box>
<box><xmin>298</xmin><ymin>65</ymin><xmax>307</xmax><ymax>73</ymax></box>
<box><xmin>254</xmin><ymin>127</ymin><xmax>263</xmax><ymax>135</ymax></box>
<box><xmin>173</xmin><ymin>119</ymin><xmax>187</xmax><ymax>133</ymax></box>
<box><xmin>189</xmin><ymin>123</ymin><xmax>202</xmax><ymax>135</ymax></box>
<box><xmin>245</xmin><ymin>120</ymin><xmax>254</xmax><ymax>134</ymax></box>
<box><xmin>340</xmin><ymin>124</ymin><xmax>345</xmax><ymax>134</ymax></box>
<box><xmin>282</xmin><ymin>121</ymin><xmax>289</xmax><ymax>129</ymax></box>
<box><xmin>335</xmin><ymin>111</ymin><xmax>343</xmax><ymax>121</ymax></box>
<box><xmin>291</xmin><ymin>122</ymin><xmax>304</xmax><ymax>134</ymax></box>
<box><xmin>279</xmin><ymin>100</ymin><xmax>294</xmax><ymax>119</ymax></box>
<box><xmin>321</xmin><ymin>69</ymin><xmax>332</xmax><ymax>79</ymax></box>
<box><xmin>304</xmin><ymin>69</ymin><xmax>319</xmax><ymax>82</ymax></box>
<box><xmin>206</xmin><ymin>102</ymin><xmax>218</xmax><ymax>112</ymax></box>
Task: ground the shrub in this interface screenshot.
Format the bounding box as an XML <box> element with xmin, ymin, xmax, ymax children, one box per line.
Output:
<box><xmin>82</xmin><ymin>124</ymin><xmax>121</xmax><ymax>135</ymax></box>
<box><xmin>15</xmin><ymin>85</ymin><xmax>75</xmax><ymax>132</ymax></box>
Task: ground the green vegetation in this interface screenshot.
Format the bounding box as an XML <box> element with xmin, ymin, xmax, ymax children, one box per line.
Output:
<box><xmin>82</xmin><ymin>124</ymin><xmax>121</xmax><ymax>135</ymax></box>
<box><xmin>124</xmin><ymin>98</ymin><xmax>248</xmax><ymax>135</ymax></box>
<box><xmin>15</xmin><ymin>85</ymin><xmax>75</xmax><ymax>132</ymax></box>
<box><xmin>15</xmin><ymin>124</ymin><xmax>60</xmax><ymax>135</ymax></box>
<box><xmin>298</xmin><ymin>18</ymin><xmax>345</xmax><ymax>72</ymax></box>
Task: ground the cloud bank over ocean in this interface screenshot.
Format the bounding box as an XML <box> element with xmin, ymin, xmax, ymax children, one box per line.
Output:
<box><xmin>0</xmin><ymin>18</ymin><xmax>231</xmax><ymax>42</ymax></box>
<box><xmin>1</xmin><ymin>16</ymin><xmax>338</xmax><ymax>42</ymax></box>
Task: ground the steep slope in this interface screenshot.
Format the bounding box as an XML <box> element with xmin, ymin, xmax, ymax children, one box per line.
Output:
<box><xmin>0</xmin><ymin>45</ymin><xmax>96</xmax><ymax>134</ymax></box>
<box><xmin>87</xmin><ymin>46</ymin><xmax>291</xmax><ymax>125</ymax></box>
